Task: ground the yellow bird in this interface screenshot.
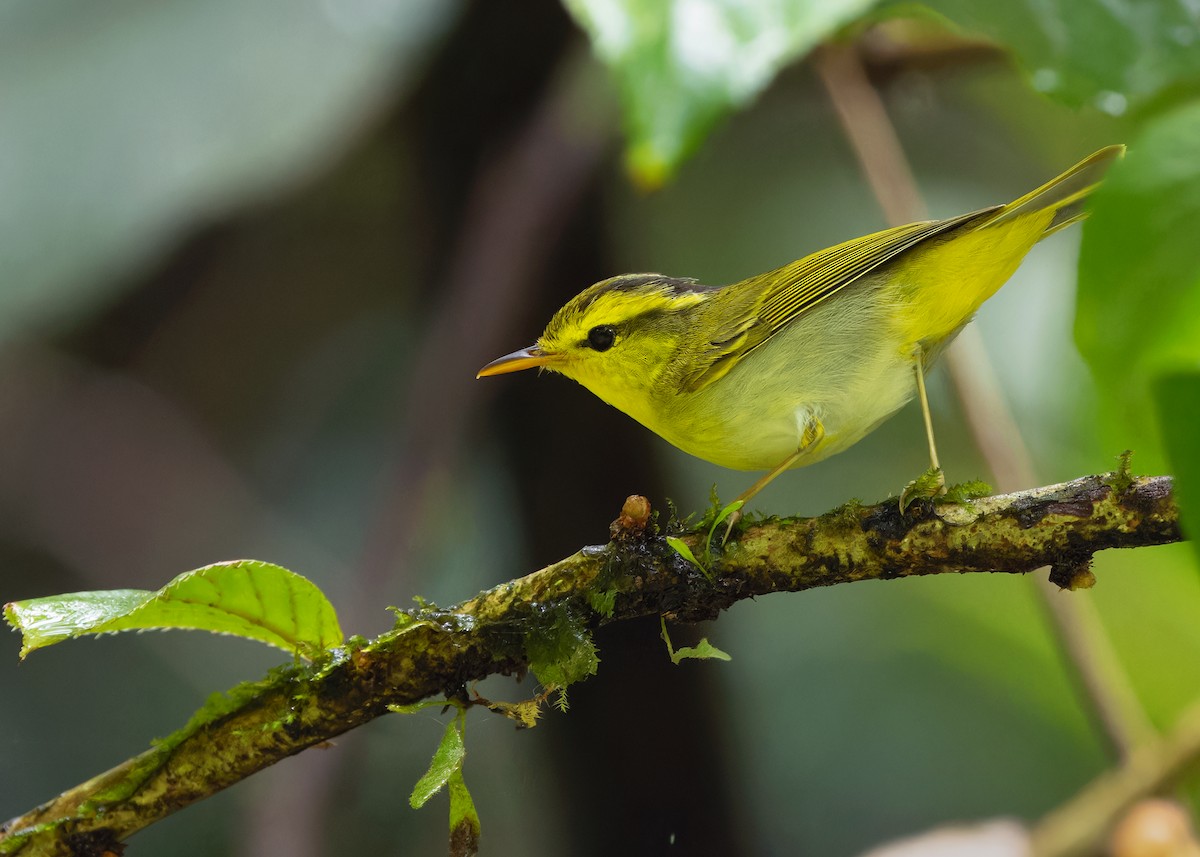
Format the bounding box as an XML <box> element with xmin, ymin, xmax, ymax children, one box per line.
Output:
<box><xmin>479</xmin><ymin>146</ymin><xmax>1123</xmax><ymax>513</ymax></box>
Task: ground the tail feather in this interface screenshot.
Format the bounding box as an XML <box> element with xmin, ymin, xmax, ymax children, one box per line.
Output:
<box><xmin>984</xmin><ymin>144</ymin><xmax>1125</xmax><ymax>237</ymax></box>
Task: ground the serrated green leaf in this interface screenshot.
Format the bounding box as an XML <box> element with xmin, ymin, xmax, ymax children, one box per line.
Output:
<box><xmin>1076</xmin><ymin>102</ymin><xmax>1200</xmax><ymax>462</ymax></box>
<box><xmin>410</xmin><ymin>720</ymin><xmax>466</xmax><ymax>810</ymax></box>
<box><xmin>918</xmin><ymin>0</ymin><xmax>1200</xmax><ymax>112</ymax></box>
<box><xmin>563</xmin><ymin>0</ymin><xmax>879</xmax><ymax>184</ymax></box>
<box><xmin>3</xmin><ymin>560</ymin><xmax>342</xmax><ymax>659</ymax></box>
<box><xmin>448</xmin><ymin>769</ymin><xmax>481</xmax><ymax>856</ymax></box>
<box><xmin>670</xmin><ymin>638</ymin><xmax>733</xmax><ymax>665</ymax></box>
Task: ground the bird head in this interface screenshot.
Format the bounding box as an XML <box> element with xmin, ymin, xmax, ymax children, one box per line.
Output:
<box><xmin>477</xmin><ymin>274</ymin><xmax>709</xmax><ymax>413</ymax></box>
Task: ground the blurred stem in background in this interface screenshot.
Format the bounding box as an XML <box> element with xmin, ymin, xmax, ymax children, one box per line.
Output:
<box><xmin>812</xmin><ymin>37</ymin><xmax>1156</xmax><ymax>761</ymax></box>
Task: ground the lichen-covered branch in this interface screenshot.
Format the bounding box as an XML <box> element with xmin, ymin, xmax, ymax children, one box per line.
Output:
<box><xmin>0</xmin><ymin>473</ymin><xmax>1181</xmax><ymax>856</ymax></box>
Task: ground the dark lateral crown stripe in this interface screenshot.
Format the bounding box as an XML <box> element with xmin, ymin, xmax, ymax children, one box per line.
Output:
<box><xmin>607</xmin><ymin>273</ymin><xmax>700</xmax><ymax>293</ymax></box>
<box><xmin>570</xmin><ymin>273</ymin><xmax>705</xmax><ymax>316</ymax></box>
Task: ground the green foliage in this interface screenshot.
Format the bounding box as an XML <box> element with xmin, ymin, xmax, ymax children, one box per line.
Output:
<box><xmin>660</xmin><ymin>616</ymin><xmax>732</xmax><ymax>665</ymax></box>
<box><xmin>410</xmin><ymin>718</ymin><xmax>467</xmax><ymax>809</ymax></box>
<box><xmin>941</xmin><ymin>480</ymin><xmax>993</xmax><ymax>504</ymax></box>
<box><xmin>900</xmin><ymin>474</ymin><xmax>989</xmax><ymax>510</ymax></box>
<box><xmin>523</xmin><ymin>606</ymin><xmax>600</xmax><ymax>694</ymax></box>
<box><xmin>1106</xmin><ymin>450</ymin><xmax>1137</xmax><ymax>496</ymax></box>
<box><xmin>899</xmin><ymin>467</ymin><xmax>944</xmax><ymax>512</ymax></box>
<box><xmin>1155</xmin><ymin>374</ymin><xmax>1200</xmax><ymax>564</ymax></box>
<box><xmin>395</xmin><ymin>701</ymin><xmax>481</xmax><ymax>852</ymax></box>
<box><xmin>562</xmin><ymin>0</ymin><xmax>878</xmax><ymax>184</ymax></box>
<box><xmin>666</xmin><ymin>535</ymin><xmax>704</xmax><ymax>573</ymax></box>
<box><xmin>913</xmin><ymin>0</ymin><xmax>1200</xmax><ymax>113</ymax></box>
<box><xmin>563</xmin><ymin>0</ymin><xmax>1199</xmax><ymax>184</ymax></box>
<box><xmin>585</xmin><ymin>585</ymin><xmax>618</xmax><ymax>618</ymax></box>
<box><xmin>448</xmin><ymin>769</ymin><xmax>481</xmax><ymax>856</ymax></box>
<box><xmin>667</xmin><ymin>498</ymin><xmax>745</xmax><ymax>579</ymax></box>
<box><xmin>699</xmin><ymin>484</ymin><xmax>729</xmax><ymax>530</ymax></box>
<box><xmin>1077</xmin><ymin>101</ymin><xmax>1200</xmax><ymax>462</ymax></box>
<box><xmin>819</xmin><ymin>498</ymin><xmax>866</xmax><ymax>530</ymax></box>
<box><xmin>671</xmin><ymin>638</ymin><xmax>733</xmax><ymax>664</ymax></box>
<box><xmin>403</xmin><ymin>705</ymin><xmax>482</xmax><ymax>854</ymax></box>
<box><xmin>388</xmin><ymin>700</ymin><xmax>452</xmax><ymax>716</ymax></box>
<box><xmin>3</xmin><ymin>560</ymin><xmax>342</xmax><ymax>659</ymax></box>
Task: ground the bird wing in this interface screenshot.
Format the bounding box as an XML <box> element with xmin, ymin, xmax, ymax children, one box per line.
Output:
<box><xmin>678</xmin><ymin>206</ymin><xmax>1000</xmax><ymax>394</ymax></box>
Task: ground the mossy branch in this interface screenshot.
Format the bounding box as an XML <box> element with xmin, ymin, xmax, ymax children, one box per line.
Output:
<box><xmin>0</xmin><ymin>473</ymin><xmax>1182</xmax><ymax>856</ymax></box>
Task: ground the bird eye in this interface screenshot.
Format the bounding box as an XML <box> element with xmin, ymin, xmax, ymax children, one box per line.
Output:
<box><xmin>586</xmin><ymin>325</ymin><xmax>616</xmax><ymax>352</ymax></box>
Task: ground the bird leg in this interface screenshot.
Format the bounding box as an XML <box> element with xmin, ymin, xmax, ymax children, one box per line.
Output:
<box><xmin>722</xmin><ymin>416</ymin><xmax>825</xmax><ymax>543</ymax></box>
<box><xmin>898</xmin><ymin>357</ymin><xmax>948</xmax><ymax>512</ymax></box>
<box><xmin>913</xmin><ymin>358</ymin><xmax>946</xmax><ymax>492</ymax></box>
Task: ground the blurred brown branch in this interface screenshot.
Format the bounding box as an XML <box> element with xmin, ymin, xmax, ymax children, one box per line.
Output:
<box><xmin>0</xmin><ymin>472</ymin><xmax>1182</xmax><ymax>856</ymax></box>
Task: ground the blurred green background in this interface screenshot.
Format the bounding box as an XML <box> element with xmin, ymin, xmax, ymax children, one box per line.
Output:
<box><xmin>2</xmin><ymin>1</ymin><xmax>1199</xmax><ymax>855</ymax></box>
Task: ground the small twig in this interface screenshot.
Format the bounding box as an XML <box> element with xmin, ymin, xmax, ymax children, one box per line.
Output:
<box><xmin>0</xmin><ymin>474</ymin><xmax>1181</xmax><ymax>856</ymax></box>
<box><xmin>811</xmin><ymin>38</ymin><xmax>1155</xmax><ymax>760</ymax></box>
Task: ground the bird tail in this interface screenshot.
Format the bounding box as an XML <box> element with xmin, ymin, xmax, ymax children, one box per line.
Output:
<box><xmin>983</xmin><ymin>144</ymin><xmax>1125</xmax><ymax>238</ymax></box>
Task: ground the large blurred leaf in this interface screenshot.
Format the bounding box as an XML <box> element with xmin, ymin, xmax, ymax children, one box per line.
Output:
<box><xmin>917</xmin><ymin>0</ymin><xmax>1200</xmax><ymax>113</ymax></box>
<box><xmin>1075</xmin><ymin>101</ymin><xmax>1200</xmax><ymax>455</ymax></box>
<box><xmin>0</xmin><ymin>0</ymin><xmax>459</xmax><ymax>341</ymax></box>
<box><xmin>4</xmin><ymin>560</ymin><xmax>343</xmax><ymax>659</ymax></box>
<box><xmin>563</xmin><ymin>0</ymin><xmax>878</xmax><ymax>185</ymax></box>
<box><xmin>1155</xmin><ymin>373</ymin><xmax>1200</xmax><ymax>563</ymax></box>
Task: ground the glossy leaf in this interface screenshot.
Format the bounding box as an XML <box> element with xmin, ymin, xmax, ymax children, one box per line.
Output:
<box><xmin>410</xmin><ymin>720</ymin><xmax>466</xmax><ymax>809</ymax></box>
<box><xmin>666</xmin><ymin>535</ymin><xmax>703</xmax><ymax>570</ymax></box>
<box><xmin>919</xmin><ymin>0</ymin><xmax>1200</xmax><ymax>113</ymax></box>
<box><xmin>4</xmin><ymin>560</ymin><xmax>343</xmax><ymax>659</ymax></box>
<box><xmin>1075</xmin><ymin>101</ymin><xmax>1200</xmax><ymax>455</ymax></box>
<box><xmin>563</xmin><ymin>0</ymin><xmax>878</xmax><ymax>184</ymax></box>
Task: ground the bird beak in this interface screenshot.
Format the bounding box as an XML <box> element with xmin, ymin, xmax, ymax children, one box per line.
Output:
<box><xmin>476</xmin><ymin>344</ymin><xmax>555</xmax><ymax>378</ymax></box>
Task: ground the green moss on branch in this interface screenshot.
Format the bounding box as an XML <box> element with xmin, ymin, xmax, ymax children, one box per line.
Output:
<box><xmin>1</xmin><ymin>473</ymin><xmax>1181</xmax><ymax>856</ymax></box>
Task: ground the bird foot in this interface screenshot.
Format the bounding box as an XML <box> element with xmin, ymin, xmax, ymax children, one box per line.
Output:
<box><xmin>899</xmin><ymin>467</ymin><xmax>946</xmax><ymax>513</ymax></box>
